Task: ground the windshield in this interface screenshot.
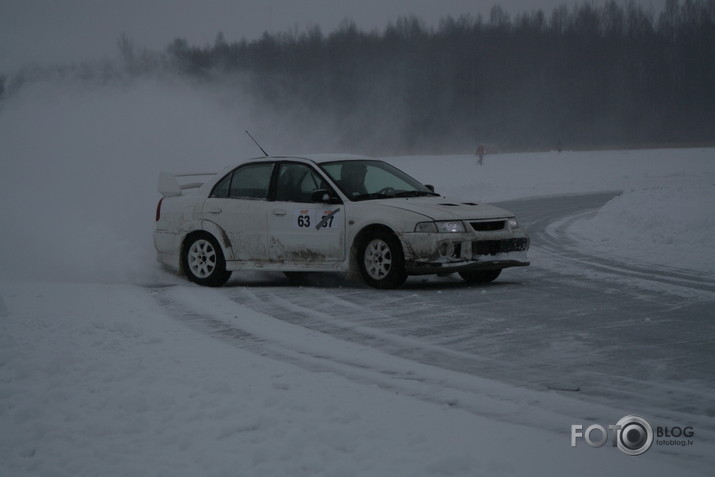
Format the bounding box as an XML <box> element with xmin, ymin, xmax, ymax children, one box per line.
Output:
<box><xmin>320</xmin><ymin>160</ymin><xmax>438</xmax><ymax>201</ymax></box>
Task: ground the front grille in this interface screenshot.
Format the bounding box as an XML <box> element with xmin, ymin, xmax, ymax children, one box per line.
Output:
<box><xmin>470</xmin><ymin>220</ymin><xmax>506</xmax><ymax>231</ymax></box>
<box><xmin>473</xmin><ymin>238</ymin><xmax>529</xmax><ymax>256</ymax></box>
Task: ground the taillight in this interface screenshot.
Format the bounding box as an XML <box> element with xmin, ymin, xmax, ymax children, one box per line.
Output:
<box><xmin>155</xmin><ymin>197</ymin><xmax>164</xmax><ymax>222</ymax></box>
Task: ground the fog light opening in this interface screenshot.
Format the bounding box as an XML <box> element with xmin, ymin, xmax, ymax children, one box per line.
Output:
<box><xmin>438</xmin><ymin>241</ymin><xmax>456</xmax><ymax>258</ymax></box>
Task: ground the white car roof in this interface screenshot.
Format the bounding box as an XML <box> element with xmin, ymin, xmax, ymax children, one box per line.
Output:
<box><xmin>270</xmin><ymin>154</ymin><xmax>372</xmax><ymax>164</ymax></box>
<box><xmin>214</xmin><ymin>154</ymin><xmax>375</xmax><ymax>176</ymax></box>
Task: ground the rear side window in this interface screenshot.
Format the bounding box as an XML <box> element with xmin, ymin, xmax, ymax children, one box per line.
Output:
<box><xmin>210</xmin><ymin>163</ymin><xmax>274</xmax><ymax>199</ymax></box>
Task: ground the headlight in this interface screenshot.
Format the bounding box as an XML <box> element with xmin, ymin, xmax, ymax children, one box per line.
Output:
<box><xmin>508</xmin><ymin>218</ymin><xmax>520</xmax><ymax>229</ymax></box>
<box><xmin>414</xmin><ymin>221</ymin><xmax>466</xmax><ymax>233</ymax></box>
<box><xmin>414</xmin><ymin>222</ymin><xmax>438</xmax><ymax>233</ymax></box>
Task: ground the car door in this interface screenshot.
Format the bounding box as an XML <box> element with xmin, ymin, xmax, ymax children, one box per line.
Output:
<box><xmin>268</xmin><ymin>162</ymin><xmax>345</xmax><ymax>264</ymax></box>
<box><xmin>202</xmin><ymin>162</ymin><xmax>274</xmax><ymax>261</ymax></box>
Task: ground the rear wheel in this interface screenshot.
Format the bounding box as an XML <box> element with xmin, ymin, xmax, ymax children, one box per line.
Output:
<box><xmin>183</xmin><ymin>233</ymin><xmax>231</xmax><ymax>287</ymax></box>
<box><xmin>459</xmin><ymin>269</ymin><xmax>501</xmax><ymax>284</ymax></box>
<box><xmin>358</xmin><ymin>230</ymin><xmax>407</xmax><ymax>289</ymax></box>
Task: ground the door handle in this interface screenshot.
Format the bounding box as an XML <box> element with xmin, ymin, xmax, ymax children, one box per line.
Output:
<box><xmin>272</xmin><ymin>208</ymin><xmax>287</xmax><ymax>216</ymax></box>
<box><xmin>205</xmin><ymin>206</ymin><xmax>222</xmax><ymax>214</ymax></box>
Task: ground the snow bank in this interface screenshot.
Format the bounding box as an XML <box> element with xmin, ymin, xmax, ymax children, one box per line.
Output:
<box><xmin>568</xmin><ymin>184</ymin><xmax>715</xmax><ymax>274</ymax></box>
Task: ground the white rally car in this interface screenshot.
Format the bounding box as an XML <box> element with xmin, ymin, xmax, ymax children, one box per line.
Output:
<box><xmin>154</xmin><ymin>155</ymin><xmax>529</xmax><ymax>288</ymax></box>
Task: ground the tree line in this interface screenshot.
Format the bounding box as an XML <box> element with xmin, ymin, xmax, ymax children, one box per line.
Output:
<box><xmin>4</xmin><ymin>1</ymin><xmax>714</xmax><ymax>153</ymax></box>
<box><xmin>164</xmin><ymin>0</ymin><xmax>715</xmax><ymax>153</ymax></box>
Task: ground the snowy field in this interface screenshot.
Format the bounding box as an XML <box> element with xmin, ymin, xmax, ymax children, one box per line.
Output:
<box><xmin>1</xmin><ymin>80</ymin><xmax>714</xmax><ymax>476</ymax></box>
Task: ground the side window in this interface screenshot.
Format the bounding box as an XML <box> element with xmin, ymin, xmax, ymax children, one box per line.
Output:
<box><xmin>276</xmin><ymin>163</ymin><xmax>325</xmax><ymax>202</ymax></box>
<box><xmin>228</xmin><ymin>163</ymin><xmax>274</xmax><ymax>199</ymax></box>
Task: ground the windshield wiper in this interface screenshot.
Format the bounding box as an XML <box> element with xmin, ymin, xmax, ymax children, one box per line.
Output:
<box><xmin>354</xmin><ymin>190</ymin><xmax>439</xmax><ymax>201</ymax></box>
<box><xmin>353</xmin><ymin>192</ymin><xmax>392</xmax><ymax>201</ymax></box>
<box><xmin>393</xmin><ymin>190</ymin><xmax>440</xmax><ymax>198</ymax></box>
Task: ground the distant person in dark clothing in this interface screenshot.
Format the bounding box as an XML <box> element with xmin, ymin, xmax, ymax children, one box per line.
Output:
<box><xmin>476</xmin><ymin>144</ymin><xmax>486</xmax><ymax>165</ymax></box>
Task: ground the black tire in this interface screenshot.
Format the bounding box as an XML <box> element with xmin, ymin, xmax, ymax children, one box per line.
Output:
<box><xmin>358</xmin><ymin>230</ymin><xmax>407</xmax><ymax>289</ymax></box>
<box><xmin>459</xmin><ymin>269</ymin><xmax>501</xmax><ymax>284</ymax></box>
<box><xmin>182</xmin><ymin>233</ymin><xmax>231</xmax><ymax>287</ymax></box>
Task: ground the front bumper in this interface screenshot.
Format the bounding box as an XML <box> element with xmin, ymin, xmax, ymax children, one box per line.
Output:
<box><xmin>405</xmin><ymin>255</ymin><xmax>530</xmax><ymax>275</ymax></box>
<box><xmin>400</xmin><ymin>232</ymin><xmax>530</xmax><ymax>275</ymax></box>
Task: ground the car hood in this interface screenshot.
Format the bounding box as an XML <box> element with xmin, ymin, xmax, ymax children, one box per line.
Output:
<box><xmin>373</xmin><ymin>196</ymin><xmax>514</xmax><ymax>221</ymax></box>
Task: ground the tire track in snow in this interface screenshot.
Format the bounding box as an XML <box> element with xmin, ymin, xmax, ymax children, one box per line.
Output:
<box><xmin>149</xmin><ymin>281</ymin><xmax>715</xmax><ymax>464</ymax></box>
<box><xmin>224</xmin><ymin>279</ymin><xmax>715</xmax><ymax>440</ymax></box>
<box><xmin>149</xmin><ymin>284</ymin><xmax>623</xmax><ymax>438</ymax></box>
<box><xmin>229</xmin><ymin>285</ymin><xmax>514</xmax><ymax>380</ymax></box>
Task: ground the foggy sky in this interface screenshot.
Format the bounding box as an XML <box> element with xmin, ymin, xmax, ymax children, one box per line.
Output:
<box><xmin>0</xmin><ymin>0</ymin><xmax>660</xmax><ymax>73</ymax></box>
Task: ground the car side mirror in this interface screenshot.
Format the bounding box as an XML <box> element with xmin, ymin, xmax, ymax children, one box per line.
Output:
<box><xmin>425</xmin><ymin>184</ymin><xmax>435</xmax><ymax>192</ymax></box>
<box><xmin>311</xmin><ymin>189</ymin><xmax>339</xmax><ymax>203</ymax></box>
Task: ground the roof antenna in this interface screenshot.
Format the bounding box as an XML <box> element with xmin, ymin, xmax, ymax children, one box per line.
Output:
<box><xmin>245</xmin><ymin>130</ymin><xmax>269</xmax><ymax>157</ymax></box>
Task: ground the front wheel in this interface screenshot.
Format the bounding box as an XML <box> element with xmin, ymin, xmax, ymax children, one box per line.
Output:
<box><xmin>459</xmin><ymin>269</ymin><xmax>501</xmax><ymax>284</ymax></box>
<box><xmin>358</xmin><ymin>231</ymin><xmax>407</xmax><ymax>289</ymax></box>
<box><xmin>183</xmin><ymin>233</ymin><xmax>231</xmax><ymax>287</ymax></box>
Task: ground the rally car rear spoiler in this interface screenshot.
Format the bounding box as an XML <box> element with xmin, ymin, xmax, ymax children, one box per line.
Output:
<box><xmin>158</xmin><ymin>172</ymin><xmax>216</xmax><ymax>197</ymax></box>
